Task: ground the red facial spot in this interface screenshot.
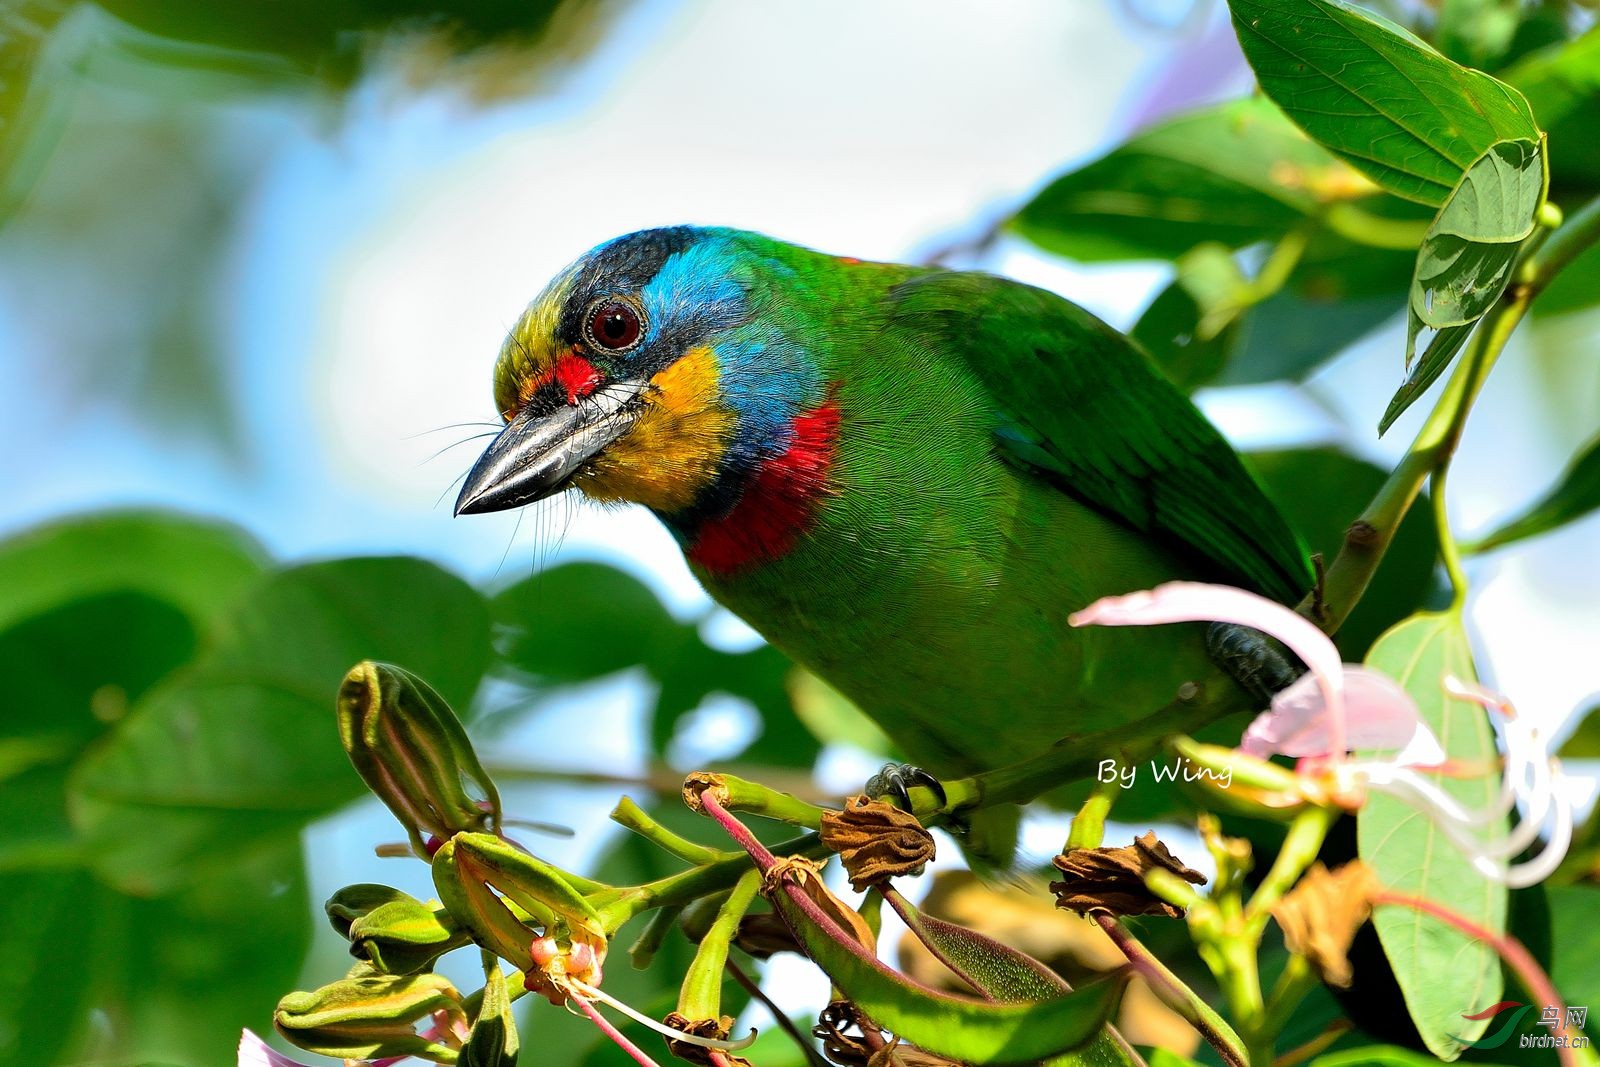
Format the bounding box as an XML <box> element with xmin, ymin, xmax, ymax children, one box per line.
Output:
<box><xmin>554</xmin><ymin>354</ymin><xmax>603</xmax><ymax>405</ymax></box>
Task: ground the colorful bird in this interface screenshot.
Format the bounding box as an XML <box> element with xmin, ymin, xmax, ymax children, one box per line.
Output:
<box><xmin>457</xmin><ymin>227</ymin><xmax>1311</xmax><ymax>811</ymax></box>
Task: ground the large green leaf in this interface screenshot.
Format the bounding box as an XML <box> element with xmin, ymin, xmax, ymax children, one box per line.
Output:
<box><xmin>1226</xmin><ymin>0</ymin><xmax>1540</xmax><ymax>205</ymax></box>
<box><xmin>0</xmin><ymin>591</ymin><xmax>198</xmax><ymax>870</ymax></box>
<box><xmin>1012</xmin><ymin>97</ymin><xmax>1351</xmax><ymax>261</ymax></box>
<box><xmin>1357</xmin><ymin>612</ymin><xmax>1506</xmax><ymax>1060</ymax></box>
<box><xmin>0</xmin><ymin>838</ymin><xmax>310</xmax><ymax>1067</ymax></box>
<box><xmin>493</xmin><ymin>564</ymin><xmax>815</xmax><ymax>769</ymax></box>
<box><xmin>69</xmin><ymin>556</ymin><xmax>491</xmax><ymax>893</ymax></box>
<box><xmin>0</xmin><ymin>509</ymin><xmax>264</xmax><ymax>635</ymax></box>
<box><xmin>1466</xmin><ymin>430</ymin><xmax>1600</xmax><ymax>552</ymax></box>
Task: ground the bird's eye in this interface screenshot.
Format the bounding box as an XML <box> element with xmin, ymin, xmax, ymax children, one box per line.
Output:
<box><xmin>584</xmin><ymin>299</ymin><xmax>645</xmax><ymax>352</ymax></box>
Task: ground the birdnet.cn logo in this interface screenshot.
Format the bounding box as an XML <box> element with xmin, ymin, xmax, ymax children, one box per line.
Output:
<box><xmin>1457</xmin><ymin>1001</ymin><xmax>1591</xmax><ymax>1050</ymax></box>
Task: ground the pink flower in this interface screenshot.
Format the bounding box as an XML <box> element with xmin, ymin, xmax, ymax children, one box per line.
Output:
<box><xmin>237</xmin><ymin>1030</ymin><xmax>317</xmax><ymax>1067</ymax></box>
<box><xmin>1071</xmin><ymin>582</ymin><xmax>1572</xmax><ymax>888</ymax></box>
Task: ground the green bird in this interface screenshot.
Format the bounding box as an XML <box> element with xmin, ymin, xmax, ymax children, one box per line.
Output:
<box><xmin>457</xmin><ymin>226</ymin><xmax>1311</xmax><ymax>822</ymax></box>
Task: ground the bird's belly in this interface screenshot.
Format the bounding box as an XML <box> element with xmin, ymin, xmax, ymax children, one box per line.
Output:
<box><xmin>690</xmin><ymin>478</ymin><xmax>1223</xmax><ymax>778</ymax></box>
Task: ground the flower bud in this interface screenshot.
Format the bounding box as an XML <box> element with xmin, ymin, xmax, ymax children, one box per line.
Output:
<box><xmin>273</xmin><ymin>972</ymin><xmax>465</xmax><ymax>1062</ymax></box>
<box><xmin>337</xmin><ymin>661</ymin><xmax>502</xmax><ymax>856</ymax></box>
<box><xmin>432</xmin><ymin>831</ymin><xmax>607</xmax><ymax>998</ymax></box>
<box><xmin>325</xmin><ymin>883</ymin><xmax>469</xmax><ymax>975</ymax></box>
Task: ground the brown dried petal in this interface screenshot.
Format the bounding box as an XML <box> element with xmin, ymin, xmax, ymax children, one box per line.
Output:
<box><xmin>661</xmin><ymin>1012</ymin><xmax>748</xmax><ymax>1067</ymax></box>
<box><xmin>1050</xmin><ymin>830</ymin><xmax>1207</xmax><ymax>919</ymax></box>
<box><xmin>1271</xmin><ymin>860</ymin><xmax>1380</xmax><ymax>988</ymax></box>
<box><xmin>765</xmin><ymin>855</ymin><xmax>878</xmax><ymax>953</ymax></box>
<box><xmin>820</xmin><ymin>795</ymin><xmax>937</xmax><ymax>892</ymax></box>
<box><xmin>733</xmin><ymin>911</ymin><xmax>802</xmax><ymax>959</ymax></box>
<box><xmin>815</xmin><ymin>1000</ymin><xmax>877</xmax><ymax>1066</ymax></box>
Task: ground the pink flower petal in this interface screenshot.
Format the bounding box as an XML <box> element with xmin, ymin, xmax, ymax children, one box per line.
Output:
<box><xmin>1070</xmin><ymin>582</ymin><xmax>1348</xmax><ymax>753</ymax></box>
<box><xmin>1242</xmin><ymin>667</ymin><xmax>1444</xmax><ymax>765</ymax></box>
<box><xmin>237</xmin><ymin>1030</ymin><xmax>318</xmax><ymax>1067</ymax></box>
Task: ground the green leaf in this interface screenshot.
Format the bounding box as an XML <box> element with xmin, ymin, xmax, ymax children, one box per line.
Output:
<box><xmin>0</xmin><ymin>510</ymin><xmax>264</xmax><ymax>635</ymax></box>
<box><xmin>1558</xmin><ymin>703</ymin><xmax>1600</xmax><ymax>760</ymax></box>
<box><xmin>774</xmin><ymin>888</ymin><xmax>1126</xmax><ymax>1062</ymax></box>
<box><xmin>1407</xmin><ymin>139</ymin><xmax>1545</xmax><ymax>336</ymax></box>
<box><xmin>1380</xmin><ymin>322</ymin><xmax>1475</xmax><ymax>434</ymax></box>
<box><xmin>1313</xmin><ymin>1045</ymin><xmax>1515</xmax><ymax>1066</ymax></box>
<box><xmin>1012</xmin><ymin>97</ymin><xmax>1352</xmax><ymax>262</ymax></box>
<box><xmin>1547</xmin><ymin>884</ymin><xmax>1600</xmax><ymax>1011</ymax></box>
<box><xmin>1467</xmin><ymin>430</ymin><xmax>1600</xmax><ymax>552</ymax></box>
<box><xmin>893</xmin><ymin>895</ymin><xmax>1141</xmax><ymax>1066</ymax></box>
<box><xmin>1131</xmin><ymin>281</ymin><xmax>1237</xmax><ymax>391</ymax></box>
<box><xmin>0</xmin><ymin>591</ymin><xmax>198</xmax><ymax>870</ymax></box>
<box><xmin>1225</xmin><ymin>0</ymin><xmax>1540</xmax><ymax>205</ymax></box>
<box><xmin>1357</xmin><ymin>611</ymin><xmax>1506</xmax><ymax>1060</ymax></box>
<box><xmin>69</xmin><ymin>557</ymin><xmax>491</xmax><ymax>893</ymax></box>
<box><xmin>1434</xmin><ymin>0</ymin><xmax>1525</xmax><ymax>71</ymax></box>
<box><xmin>1507</xmin><ymin>26</ymin><xmax>1600</xmax><ymax>192</ymax></box>
<box><xmin>493</xmin><ymin>562</ymin><xmax>680</xmax><ymax>684</ymax></box>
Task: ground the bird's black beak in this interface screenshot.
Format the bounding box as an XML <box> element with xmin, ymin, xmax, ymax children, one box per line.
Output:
<box><xmin>454</xmin><ymin>381</ymin><xmax>647</xmax><ymax>515</ymax></box>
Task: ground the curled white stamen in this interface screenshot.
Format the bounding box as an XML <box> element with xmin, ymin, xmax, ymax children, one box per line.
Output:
<box><xmin>1335</xmin><ymin>678</ymin><xmax>1576</xmax><ymax>888</ymax></box>
<box><xmin>566</xmin><ymin>978</ymin><xmax>759</xmax><ymax>1051</ymax></box>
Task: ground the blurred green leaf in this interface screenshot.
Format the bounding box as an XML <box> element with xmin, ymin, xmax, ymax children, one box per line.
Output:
<box><xmin>1558</xmin><ymin>703</ymin><xmax>1600</xmax><ymax>759</ymax></box>
<box><xmin>495</xmin><ymin>564</ymin><xmax>815</xmax><ymax>769</ymax></box>
<box><xmin>1246</xmin><ymin>449</ymin><xmax>1438</xmax><ymax>659</ymax></box>
<box><xmin>1131</xmin><ymin>281</ymin><xmax>1237</xmax><ymax>391</ymax></box>
<box><xmin>494</xmin><ymin>562</ymin><xmax>681</xmax><ymax>684</ymax></box>
<box><xmin>0</xmin><ymin>591</ymin><xmax>197</xmax><ymax>870</ymax></box>
<box><xmin>0</xmin><ymin>509</ymin><xmax>264</xmax><ymax>635</ymax></box>
<box><xmin>1547</xmin><ymin>884</ymin><xmax>1600</xmax><ymax>1010</ymax></box>
<box><xmin>70</xmin><ymin>556</ymin><xmax>491</xmax><ymax>893</ymax></box>
<box><xmin>1466</xmin><ymin>430</ymin><xmax>1600</xmax><ymax>552</ymax></box>
<box><xmin>1314</xmin><ymin>1046</ymin><xmax>1514</xmax><ymax>1066</ymax></box>
<box><xmin>1225</xmin><ymin>0</ymin><xmax>1540</xmax><ymax>205</ymax></box>
<box><xmin>1357</xmin><ymin>611</ymin><xmax>1505</xmax><ymax>1060</ymax></box>
<box><xmin>1508</xmin><ymin>25</ymin><xmax>1600</xmax><ymax>192</ymax></box>
<box><xmin>787</xmin><ymin>669</ymin><xmax>894</xmax><ymax>757</ymax></box>
<box><xmin>0</xmin><ymin>867</ymin><xmax>100</xmax><ymax>1067</ymax></box>
<box><xmin>0</xmin><ymin>838</ymin><xmax>310</xmax><ymax>1067</ymax></box>
<box><xmin>1434</xmin><ymin>0</ymin><xmax>1525</xmax><ymax>71</ymax></box>
<box><xmin>1012</xmin><ymin>97</ymin><xmax>1359</xmax><ymax>262</ymax></box>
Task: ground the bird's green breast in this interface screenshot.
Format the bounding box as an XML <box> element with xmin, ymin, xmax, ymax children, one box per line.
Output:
<box><xmin>686</xmin><ymin>327</ymin><xmax>1224</xmax><ymax>777</ymax></box>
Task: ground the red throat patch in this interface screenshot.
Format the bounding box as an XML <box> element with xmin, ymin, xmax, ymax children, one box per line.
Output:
<box><xmin>688</xmin><ymin>399</ymin><xmax>841</xmax><ymax>575</ymax></box>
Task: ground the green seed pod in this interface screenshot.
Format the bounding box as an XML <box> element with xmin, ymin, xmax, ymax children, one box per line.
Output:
<box><xmin>274</xmin><ymin>972</ymin><xmax>465</xmax><ymax>1062</ymax></box>
<box><xmin>337</xmin><ymin>660</ymin><xmax>502</xmax><ymax>857</ymax></box>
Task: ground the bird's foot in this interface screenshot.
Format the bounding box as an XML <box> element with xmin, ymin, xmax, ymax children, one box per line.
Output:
<box><xmin>1204</xmin><ymin>621</ymin><xmax>1304</xmax><ymax>705</ymax></box>
<box><xmin>863</xmin><ymin>763</ymin><xmax>947</xmax><ymax>814</ymax></box>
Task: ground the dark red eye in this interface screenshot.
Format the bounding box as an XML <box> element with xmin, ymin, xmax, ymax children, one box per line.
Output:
<box><xmin>585</xmin><ymin>300</ymin><xmax>644</xmax><ymax>351</ymax></box>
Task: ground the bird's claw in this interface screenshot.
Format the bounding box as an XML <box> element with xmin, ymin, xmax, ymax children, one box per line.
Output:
<box><xmin>1204</xmin><ymin>621</ymin><xmax>1304</xmax><ymax>704</ymax></box>
<box><xmin>863</xmin><ymin>763</ymin><xmax>946</xmax><ymax>813</ymax></box>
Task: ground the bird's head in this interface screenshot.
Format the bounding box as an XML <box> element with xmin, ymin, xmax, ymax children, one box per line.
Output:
<box><xmin>455</xmin><ymin>227</ymin><xmax>837</xmax><ymax>539</ymax></box>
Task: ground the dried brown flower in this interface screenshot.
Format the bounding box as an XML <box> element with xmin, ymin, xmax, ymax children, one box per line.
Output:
<box><xmin>1271</xmin><ymin>860</ymin><xmax>1380</xmax><ymax>988</ymax></box>
<box><xmin>820</xmin><ymin>795</ymin><xmax>937</xmax><ymax>891</ymax></box>
<box><xmin>1050</xmin><ymin>831</ymin><xmax>1207</xmax><ymax>919</ymax></box>
<box><xmin>661</xmin><ymin>1012</ymin><xmax>749</xmax><ymax>1067</ymax></box>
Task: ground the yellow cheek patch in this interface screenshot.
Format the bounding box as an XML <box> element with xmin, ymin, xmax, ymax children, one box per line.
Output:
<box><xmin>574</xmin><ymin>345</ymin><xmax>733</xmax><ymax>513</ymax></box>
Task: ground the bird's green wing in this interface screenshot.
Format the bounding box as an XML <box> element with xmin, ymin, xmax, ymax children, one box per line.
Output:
<box><xmin>888</xmin><ymin>269</ymin><xmax>1313</xmax><ymax>604</ymax></box>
